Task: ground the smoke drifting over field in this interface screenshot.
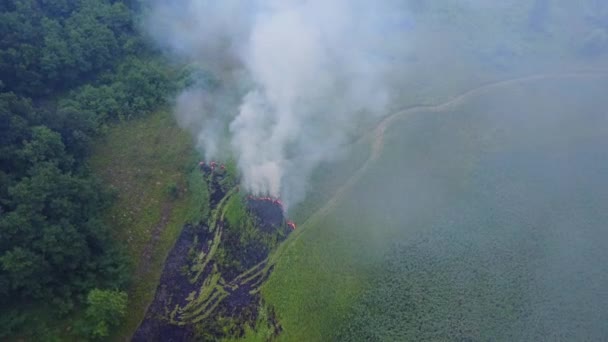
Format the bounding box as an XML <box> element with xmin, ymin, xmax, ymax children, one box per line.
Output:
<box><xmin>146</xmin><ymin>0</ymin><xmax>412</xmax><ymax>208</ymax></box>
<box><xmin>144</xmin><ymin>1</ymin><xmax>608</xmax><ymax>340</ymax></box>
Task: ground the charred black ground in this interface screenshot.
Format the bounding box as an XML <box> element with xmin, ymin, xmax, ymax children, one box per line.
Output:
<box><xmin>133</xmin><ymin>164</ymin><xmax>293</xmax><ymax>341</ymax></box>
<box><xmin>246</xmin><ymin>197</ymin><xmax>285</xmax><ymax>233</ymax></box>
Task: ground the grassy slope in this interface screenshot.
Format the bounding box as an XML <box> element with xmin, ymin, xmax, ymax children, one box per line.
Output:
<box><xmin>89</xmin><ymin>110</ymin><xmax>208</xmax><ymax>340</ymax></box>
<box><xmin>257</xmin><ymin>75</ymin><xmax>608</xmax><ymax>341</ymax></box>
<box><xmin>260</xmin><ymin>101</ymin><xmax>486</xmax><ymax>340</ymax></box>
<box><xmin>248</xmin><ymin>4</ymin><xmax>608</xmax><ymax>339</ymax></box>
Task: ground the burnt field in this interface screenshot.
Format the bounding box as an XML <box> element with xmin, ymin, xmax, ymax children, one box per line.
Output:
<box><xmin>133</xmin><ymin>165</ymin><xmax>293</xmax><ymax>341</ymax></box>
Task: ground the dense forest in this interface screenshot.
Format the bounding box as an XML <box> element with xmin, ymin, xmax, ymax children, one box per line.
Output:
<box><xmin>0</xmin><ymin>0</ymin><xmax>172</xmax><ymax>339</ymax></box>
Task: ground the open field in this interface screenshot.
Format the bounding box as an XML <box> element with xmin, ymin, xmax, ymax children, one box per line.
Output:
<box><xmin>258</xmin><ymin>74</ymin><xmax>608</xmax><ymax>340</ymax></box>
<box><xmin>89</xmin><ymin>110</ymin><xmax>208</xmax><ymax>340</ymax></box>
<box><xmin>96</xmin><ymin>3</ymin><xmax>608</xmax><ymax>340</ymax></box>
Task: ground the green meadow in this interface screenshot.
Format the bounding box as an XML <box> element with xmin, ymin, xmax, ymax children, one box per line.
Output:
<box><xmin>257</xmin><ymin>75</ymin><xmax>608</xmax><ymax>341</ymax></box>
<box><xmin>90</xmin><ymin>110</ymin><xmax>208</xmax><ymax>340</ymax></box>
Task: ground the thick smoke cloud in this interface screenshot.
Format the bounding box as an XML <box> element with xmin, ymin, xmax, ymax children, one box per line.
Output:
<box><xmin>146</xmin><ymin>0</ymin><xmax>409</xmax><ymax>209</ymax></box>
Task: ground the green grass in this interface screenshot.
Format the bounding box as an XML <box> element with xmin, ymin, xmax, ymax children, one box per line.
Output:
<box><xmin>287</xmin><ymin>137</ymin><xmax>371</xmax><ymax>224</ymax></box>
<box><xmin>89</xmin><ymin>110</ymin><xmax>208</xmax><ymax>340</ymax></box>
<box><xmin>187</xmin><ymin>166</ymin><xmax>211</xmax><ymax>224</ymax></box>
<box><xmin>224</xmin><ymin>193</ymin><xmax>248</xmax><ymax>227</ymax></box>
<box><xmin>253</xmin><ymin>76</ymin><xmax>608</xmax><ymax>341</ymax></box>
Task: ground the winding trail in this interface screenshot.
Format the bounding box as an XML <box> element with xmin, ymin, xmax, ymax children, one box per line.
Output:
<box><xmin>267</xmin><ymin>68</ymin><xmax>608</xmax><ymax>265</ymax></box>
<box><xmin>135</xmin><ymin>201</ymin><xmax>173</xmax><ymax>279</ymax></box>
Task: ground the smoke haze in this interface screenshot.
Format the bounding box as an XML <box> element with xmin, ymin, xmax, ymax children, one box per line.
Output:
<box><xmin>144</xmin><ymin>1</ymin><xmax>608</xmax><ymax>339</ymax></box>
<box><xmin>146</xmin><ymin>1</ymin><xmax>608</xmax><ymax>210</ymax></box>
<box><xmin>146</xmin><ymin>0</ymin><xmax>413</xmax><ymax>208</ymax></box>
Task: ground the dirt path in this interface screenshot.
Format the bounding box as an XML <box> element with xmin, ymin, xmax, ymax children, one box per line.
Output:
<box><xmin>135</xmin><ymin>201</ymin><xmax>173</xmax><ymax>279</ymax></box>
<box><xmin>272</xmin><ymin>69</ymin><xmax>608</xmax><ymax>256</ymax></box>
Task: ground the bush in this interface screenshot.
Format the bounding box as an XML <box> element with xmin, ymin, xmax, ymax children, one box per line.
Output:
<box><xmin>167</xmin><ymin>181</ymin><xmax>179</xmax><ymax>200</ymax></box>
<box><xmin>82</xmin><ymin>288</ymin><xmax>128</xmax><ymax>339</ymax></box>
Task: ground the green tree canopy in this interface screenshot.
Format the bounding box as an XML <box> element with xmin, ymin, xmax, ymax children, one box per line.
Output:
<box><xmin>83</xmin><ymin>288</ymin><xmax>128</xmax><ymax>339</ymax></box>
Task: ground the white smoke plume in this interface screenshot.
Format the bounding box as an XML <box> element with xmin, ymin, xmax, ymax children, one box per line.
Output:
<box><xmin>146</xmin><ymin>0</ymin><xmax>411</xmax><ymax>209</ymax></box>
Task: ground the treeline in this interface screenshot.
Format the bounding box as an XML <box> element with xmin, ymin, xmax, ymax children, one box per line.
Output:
<box><xmin>1</xmin><ymin>0</ymin><xmax>142</xmax><ymax>96</ymax></box>
<box><xmin>0</xmin><ymin>0</ymin><xmax>173</xmax><ymax>338</ymax></box>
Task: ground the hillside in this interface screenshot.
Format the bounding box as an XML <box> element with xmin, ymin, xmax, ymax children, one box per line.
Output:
<box><xmin>259</xmin><ymin>72</ymin><xmax>608</xmax><ymax>341</ymax></box>
<box><xmin>89</xmin><ymin>110</ymin><xmax>209</xmax><ymax>340</ymax></box>
<box><xmin>0</xmin><ymin>0</ymin><xmax>173</xmax><ymax>339</ymax></box>
<box><xmin>3</xmin><ymin>1</ymin><xmax>608</xmax><ymax>340</ymax></box>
